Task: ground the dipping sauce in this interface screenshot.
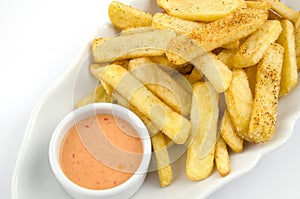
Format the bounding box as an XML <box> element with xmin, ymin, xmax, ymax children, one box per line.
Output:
<box><xmin>60</xmin><ymin>114</ymin><xmax>143</xmax><ymax>190</ymax></box>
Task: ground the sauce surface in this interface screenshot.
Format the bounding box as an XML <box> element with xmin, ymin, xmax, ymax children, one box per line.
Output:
<box><xmin>60</xmin><ymin>114</ymin><xmax>143</xmax><ymax>190</ymax></box>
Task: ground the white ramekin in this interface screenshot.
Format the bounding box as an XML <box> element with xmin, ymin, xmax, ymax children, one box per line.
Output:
<box><xmin>49</xmin><ymin>103</ymin><xmax>151</xmax><ymax>199</ymax></box>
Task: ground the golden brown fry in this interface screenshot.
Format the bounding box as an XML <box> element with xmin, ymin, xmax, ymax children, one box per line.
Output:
<box><xmin>231</xmin><ymin>20</ymin><xmax>282</xmax><ymax>68</ymax></box>
<box><xmin>157</xmin><ymin>0</ymin><xmax>245</xmax><ymax>22</ymax></box>
<box><xmin>151</xmin><ymin>132</ymin><xmax>173</xmax><ymax>187</ymax></box>
<box><xmin>186</xmin><ymin>82</ymin><xmax>219</xmax><ymax>181</ymax></box>
<box><xmin>152</xmin><ymin>13</ymin><xmax>204</xmax><ymax>34</ymax></box>
<box><xmin>244</xmin><ymin>65</ymin><xmax>258</xmax><ymax>95</ymax></box>
<box><xmin>222</xmin><ymin>40</ymin><xmax>240</xmax><ymax>50</ymax></box>
<box><xmin>248</xmin><ymin>43</ymin><xmax>284</xmax><ymax>143</ymax></box>
<box><xmin>108</xmin><ymin>1</ymin><xmax>152</xmax><ymax>29</ymax></box>
<box><xmin>192</xmin><ymin>52</ymin><xmax>233</xmax><ymax>93</ymax></box>
<box><xmin>271</xmin><ymin>1</ymin><xmax>298</xmax><ymax>23</ymax></box>
<box><xmin>187</xmin><ymin>7</ymin><xmax>268</xmax><ymax>52</ymax></box>
<box><xmin>91</xmin><ymin>38</ymin><xmax>107</xmax><ymax>51</ymax></box>
<box><xmin>217</xmin><ymin>49</ymin><xmax>236</xmax><ymax>69</ymax></box>
<box><xmin>276</xmin><ymin>20</ymin><xmax>298</xmax><ymax>96</ymax></box>
<box><xmin>166</xmin><ymin>7</ymin><xmax>268</xmax><ymax>65</ymax></box>
<box><xmin>128</xmin><ymin>57</ymin><xmax>192</xmax><ymax>116</ymax></box>
<box><xmin>220</xmin><ymin>111</ymin><xmax>243</xmax><ymax>153</ymax></box>
<box><xmin>76</xmin><ymin>85</ymin><xmax>112</xmax><ymax>108</ymax></box>
<box><xmin>92</xmin><ymin>64</ymin><xmax>191</xmax><ymax>144</ymax></box>
<box><xmin>246</xmin><ymin>1</ymin><xmax>272</xmax><ymax>10</ymax></box>
<box><xmin>225</xmin><ymin>69</ymin><xmax>253</xmax><ymax>139</ymax></box>
<box><xmin>93</xmin><ymin>29</ymin><xmax>176</xmax><ymax>63</ymax></box>
<box><xmin>215</xmin><ymin>137</ymin><xmax>230</xmax><ymax>177</ymax></box>
<box><xmin>150</xmin><ymin>55</ymin><xmax>188</xmax><ymax>71</ymax></box>
<box><xmin>295</xmin><ymin>14</ymin><xmax>300</xmax><ymax>70</ymax></box>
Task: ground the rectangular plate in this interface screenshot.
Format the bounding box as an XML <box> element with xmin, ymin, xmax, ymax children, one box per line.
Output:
<box><xmin>12</xmin><ymin>0</ymin><xmax>300</xmax><ymax>198</ymax></box>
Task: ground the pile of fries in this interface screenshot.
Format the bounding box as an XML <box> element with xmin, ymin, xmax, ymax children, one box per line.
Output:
<box><xmin>76</xmin><ymin>0</ymin><xmax>300</xmax><ymax>187</ymax></box>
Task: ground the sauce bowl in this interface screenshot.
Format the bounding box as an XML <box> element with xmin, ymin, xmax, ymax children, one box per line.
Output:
<box><xmin>49</xmin><ymin>103</ymin><xmax>151</xmax><ymax>199</ymax></box>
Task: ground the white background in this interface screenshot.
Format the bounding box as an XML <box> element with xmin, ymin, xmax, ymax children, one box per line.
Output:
<box><xmin>1</xmin><ymin>0</ymin><xmax>300</xmax><ymax>198</ymax></box>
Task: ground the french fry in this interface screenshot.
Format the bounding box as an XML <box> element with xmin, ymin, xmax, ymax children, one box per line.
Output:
<box><xmin>93</xmin><ymin>29</ymin><xmax>176</xmax><ymax>63</ymax></box>
<box><xmin>217</xmin><ymin>49</ymin><xmax>236</xmax><ymax>69</ymax></box>
<box><xmin>91</xmin><ymin>38</ymin><xmax>107</xmax><ymax>51</ymax></box>
<box><xmin>166</xmin><ymin>7</ymin><xmax>268</xmax><ymax>65</ymax></box>
<box><xmin>244</xmin><ymin>65</ymin><xmax>258</xmax><ymax>95</ymax></box>
<box><xmin>150</xmin><ymin>55</ymin><xmax>188</xmax><ymax>71</ymax></box>
<box><xmin>75</xmin><ymin>85</ymin><xmax>112</xmax><ymax>108</ymax></box>
<box><xmin>225</xmin><ymin>69</ymin><xmax>253</xmax><ymax>139</ymax></box>
<box><xmin>271</xmin><ymin>1</ymin><xmax>298</xmax><ymax>23</ymax></box>
<box><xmin>296</xmin><ymin>14</ymin><xmax>300</xmax><ymax>70</ymax></box>
<box><xmin>188</xmin><ymin>7</ymin><xmax>268</xmax><ymax>52</ymax></box>
<box><xmin>112</xmin><ymin>92</ymin><xmax>161</xmax><ymax>136</ymax></box>
<box><xmin>215</xmin><ymin>137</ymin><xmax>230</xmax><ymax>177</ymax></box>
<box><xmin>152</xmin><ymin>13</ymin><xmax>204</xmax><ymax>34</ymax></box>
<box><xmin>157</xmin><ymin>0</ymin><xmax>245</xmax><ymax>22</ymax></box>
<box><xmin>186</xmin><ymin>82</ymin><xmax>219</xmax><ymax>181</ymax></box>
<box><xmin>231</xmin><ymin>20</ymin><xmax>282</xmax><ymax>68</ymax></box>
<box><xmin>108</xmin><ymin>1</ymin><xmax>152</xmax><ymax>29</ymax></box>
<box><xmin>246</xmin><ymin>1</ymin><xmax>272</xmax><ymax>10</ymax></box>
<box><xmin>276</xmin><ymin>20</ymin><xmax>298</xmax><ymax>96</ymax></box>
<box><xmin>248</xmin><ymin>43</ymin><xmax>284</xmax><ymax>143</ymax></box>
<box><xmin>191</xmin><ymin>52</ymin><xmax>233</xmax><ymax>93</ymax></box>
<box><xmin>120</xmin><ymin>27</ymin><xmax>155</xmax><ymax>35</ymax></box>
<box><xmin>128</xmin><ymin>57</ymin><xmax>192</xmax><ymax>116</ymax></box>
<box><xmin>220</xmin><ymin>111</ymin><xmax>243</xmax><ymax>153</ymax></box>
<box><xmin>92</xmin><ymin>64</ymin><xmax>191</xmax><ymax>144</ymax></box>
<box><xmin>222</xmin><ymin>40</ymin><xmax>240</xmax><ymax>50</ymax></box>
<box><xmin>90</xmin><ymin>64</ymin><xmax>114</xmax><ymax>95</ymax></box>
<box><xmin>151</xmin><ymin>132</ymin><xmax>173</xmax><ymax>187</ymax></box>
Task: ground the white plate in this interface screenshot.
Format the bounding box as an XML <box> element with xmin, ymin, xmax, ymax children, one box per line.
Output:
<box><xmin>12</xmin><ymin>0</ymin><xmax>300</xmax><ymax>198</ymax></box>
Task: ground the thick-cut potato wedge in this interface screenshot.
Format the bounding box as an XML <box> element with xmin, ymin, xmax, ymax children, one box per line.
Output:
<box><xmin>276</xmin><ymin>20</ymin><xmax>298</xmax><ymax>96</ymax></box>
<box><xmin>244</xmin><ymin>65</ymin><xmax>257</xmax><ymax>95</ymax></box>
<box><xmin>225</xmin><ymin>69</ymin><xmax>253</xmax><ymax>139</ymax></box>
<box><xmin>295</xmin><ymin>15</ymin><xmax>300</xmax><ymax>70</ymax></box>
<box><xmin>220</xmin><ymin>111</ymin><xmax>243</xmax><ymax>153</ymax></box>
<box><xmin>128</xmin><ymin>57</ymin><xmax>192</xmax><ymax>116</ymax></box>
<box><xmin>92</xmin><ymin>64</ymin><xmax>191</xmax><ymax>144</ymax></box>
<box><xmin>91</xmin><ymin>38</ymin><xmax>107</xmax><ymax>51</ymax></box>
<box><xmin>191</xmin><ymin>52</ymin><xmax>233</xmax><ymax>93</ymax></box>
<box><xmin>217</xmin><ymin>49</ymin><xmax>236</xmax><ymax>69</ymax></box>
<box><xmin>271</xmin><ymin>2</ymin><xmax>298</xmax><ymax>23</ymax></box>
<box><xmin>93</xmin><ymin>29</ymin><xmax>176</xmax><ymax>63</ymax></box>
<box><xmin>157</xmin><ymin>0</ymin><xmax>245</xmax><ymax>22</ymax></box>
<box><xmin>76</xmin><ymin>85</ymin><xmax>112</xmax><ymax>108</ymax></box>
<box><xmin>248</xmin><ymin>44</ymin><xmax>284</xmax><ymax>143</ymax></box>
<box><xmin>152</xmin><ymin>13</ymin><xmax>204</xmax><ymax>34</ymax></box>
<box><xmin>112</xmin><ymin>92</ymin><xmax>160</xmax><ymax>136</ymax></box>
<box><xmin>150</xmin><ymin>55</ymin><xmax>188</xmax><ymax>71</ymax></box>
<box><xmin>231</xmin><ymin>20</ymin><xmax>282</xmax><ymax>68</ymax></box>
<box><xmin>151</xmin><ymin>132</ymin><xmax>173</xmax><ymax>187</ymax></box>
<box><xmin>222</xmin><ymin>40</ymin><xmax>240</xmax><ymax>50</ymax></box>
<box><xmin>166</xmin><ymin>8</ymin><xmax>268</xmax><ymax>65</ymax></box>
<box><xmin>120</xmin><ymin>27</ymin><xmax>154</xmax><ymax>35</ymax></box>
<box><xmin>215</xmin><ymin>137</ymin><xmax>230</xmax><ymax>177</ymax></box>
<box><xmin>90</xmin><ymin>64</ymin><xmax>114</xmax><ymax>95</ymax></box>
<box><xmin>246</xmin><ymin>1</ymin><xmax>272</xmax><ymax>10</ymax></box>
<box><xmin>186</xmin><ymin>82</ymin><xmax>219</xmax><ymax>181</ymax></box>
<box><xmin>108</xmin><ymin>1</ymin><xmax>152</xmax><ymax>29</ymax></box>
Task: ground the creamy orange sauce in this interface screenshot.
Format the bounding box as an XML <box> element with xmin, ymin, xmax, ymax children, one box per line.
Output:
<box><xmin>60</xmin><ymin>114</ymin><xmax>143</xmax><ymax>190</ymax></box>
